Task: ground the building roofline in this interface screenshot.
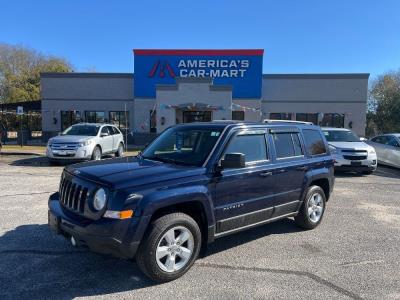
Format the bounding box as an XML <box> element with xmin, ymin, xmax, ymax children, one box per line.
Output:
<box><xmin>40</xmin><ymin>72</ymin><xmax>134</xmax><ymax>78</ymax></box>
<box><xmin>133</xmin><ymin>49</ymin><xmax>264</xmax><ymax>56</ymax></box>
<box><xmin>262</xmin><ymin>73</ymin><xmax>370</xmax><ymax>79</ymax></box>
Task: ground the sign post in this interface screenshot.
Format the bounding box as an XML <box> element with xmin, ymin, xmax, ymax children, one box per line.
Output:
<box><xmin>17</xmin><ymin>106</ymin><xmax>23</xmax><ymax>147</ymax></box>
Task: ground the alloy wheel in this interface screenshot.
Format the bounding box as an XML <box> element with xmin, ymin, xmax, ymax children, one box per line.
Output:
<box><xmin>307</xmin><ymin>192</ymin><xmax>324</xmax><ymax>223</ymax></box>
<box><xmin>155</xmin><ymin>226</ymin><xmax>194</xmax><ymax>273</ymax></box>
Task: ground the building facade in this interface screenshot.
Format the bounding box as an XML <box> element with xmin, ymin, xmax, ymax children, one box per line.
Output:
<box><xmin>41</xmin><ymin>49</ymin><xmax>369</xmax><ymax>143</ymax></box>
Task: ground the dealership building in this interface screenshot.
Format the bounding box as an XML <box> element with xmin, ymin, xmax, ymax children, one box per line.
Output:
<box><xmin>40</xmin><ymin>49</ymin><xmax>369</xmax><ymax>143</ymax></box>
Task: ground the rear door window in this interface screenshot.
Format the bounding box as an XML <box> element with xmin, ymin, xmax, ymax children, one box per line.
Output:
<box><xmin>272</xmin><ymin>132</ymin><xmax>304</xmax><ymax>159</ymax></box>
<box><xmin>302</xmin><ymin>129</ymin><xmax>327</xmax><ymax>155</ymax></box>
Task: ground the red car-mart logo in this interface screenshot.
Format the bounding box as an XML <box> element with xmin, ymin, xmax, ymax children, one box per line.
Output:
<box><xmin>148</xmin><ymin>60</ymin><xmax>176</xmax><ymax>78</ymax></box>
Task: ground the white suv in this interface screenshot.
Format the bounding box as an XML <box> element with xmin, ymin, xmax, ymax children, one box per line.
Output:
<box><xmin>46</xmin><ymin>123</ymin><xmax>125</xmax><ymax>163</ymax></box>
<box><xmin>322</xmin><ymin>127</ymin><xmax>377</xmax><ymax>174</ymax></box>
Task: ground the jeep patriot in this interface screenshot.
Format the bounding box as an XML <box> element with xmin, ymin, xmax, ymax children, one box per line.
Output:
<box><xmin>48</xmin><ymin>121</ymin><xmax>335</xmax><ymax>282</ymax></box>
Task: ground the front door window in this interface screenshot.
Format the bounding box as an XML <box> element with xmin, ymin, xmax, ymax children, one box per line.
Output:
<box><xmin>183</xmin><ymin>111</ymin><xmax>212</xmax><ymax>123</ymax></box>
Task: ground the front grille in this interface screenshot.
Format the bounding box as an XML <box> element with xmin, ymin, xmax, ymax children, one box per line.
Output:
<box><xmin>59</xmin><ymin>175</ymin><xmax>88</xmax><ymax>214</ymax></box>
<box><xmin>51</xmin><ymin>143</ymin><xmax>79</xmax><ymax>150</ymax></box>
<box><xmin>343</xmin><ymin>155</ymin><xmax>367</xmax><ymax>160</ymax></box>
<box><xmin>341</xmin><ymin>149</ymin><xmax>367</xmax><ymax>153</ymax></box>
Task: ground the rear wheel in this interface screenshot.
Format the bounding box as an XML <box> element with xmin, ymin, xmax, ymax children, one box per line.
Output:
<box><xmin>115</xmin><ymin>143</ymin><xmax>124</xmax><ymax>157</ymax></box>
<box><xmin>136</xmin><ymin>212</ymin><xmax>201</xmax><ymax>282</ymax></box>
<box><xmin>91</xmin><ymin>146</ymin><xmax>102</xmax><ymax>161</ymax></box>
<box><xmin>295</xmin><ymin>185</ymin><xmax>326</xmax><ymax>229</ymax></box>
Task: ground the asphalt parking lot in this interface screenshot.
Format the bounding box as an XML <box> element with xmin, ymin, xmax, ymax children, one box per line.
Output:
<box><xmin>0</xmin><ymin>155</ymin><xmax>399</xmax><ymax>300</ymax></box>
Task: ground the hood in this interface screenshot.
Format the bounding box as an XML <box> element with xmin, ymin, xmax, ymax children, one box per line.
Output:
<box><xmin>65</xmin><ymin>157</ymin><xmax>205</xmax><ymax>190</ymax></box>
<box><xmin>329</xmin><ymin>141</ymin><xmax>373</xmax><ymax>151</ymax></box>
<box><xmin>50</xmin><ymin>135</ymin><xmax>93</xmax><ymax>144</ymax></box>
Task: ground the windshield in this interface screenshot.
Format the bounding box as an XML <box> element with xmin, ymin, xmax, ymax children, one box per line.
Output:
<box><xmin>62</xmin><ymin>125</ymin><xmax>100</xmax><ymax>136</ymax></box>
<box><xmin>323</xmin><ymin>130</ymin><xmax>360</xmax><ymax>142</ymax></box>
<box><xmin>141</xmin><ymin>127</ymin><xmax>223</xmax><ymax>167</ymax></box>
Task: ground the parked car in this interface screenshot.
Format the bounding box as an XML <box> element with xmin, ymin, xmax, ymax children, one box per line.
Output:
<box><xmin>46</xmin><ymin>123</ymin><xmax>124</xmax><ymax>163</ymax></box>
<box><xmin>367</xmin><ymin>134</ymin><xmax>400</xmax><ymax>168</ymax></box>
<box><xmin>48</xmin><ymin>121</ymin><xmax>334</xmax><ymax>282</ymax></box>
<box><xmin>321</xmin><ymin>127</ymin><xmax>377</xmax><ymax>174</ymax></box>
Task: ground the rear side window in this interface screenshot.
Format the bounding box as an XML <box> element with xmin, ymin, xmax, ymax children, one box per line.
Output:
<box><xmin>224</xmin><ymin>134</ymin><xmax>267</xmax><ymax>164</ymax></box>
<box><xmin>302</xmin><ymin>129</ymin><xmax>327</xmax><ymax>155</ymax></box>
<box><xmin>272</xmin><ymin>133</ymin><xmax>304</xmax><ymax>159</ymax></box>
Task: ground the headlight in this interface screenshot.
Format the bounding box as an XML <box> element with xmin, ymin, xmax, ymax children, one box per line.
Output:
<box><xmin>93</xmin><ymin>188</ymin><xmax>107</xmax><ymax>211</ymax></box>
<box><xmin>329</xmin><ymin>145</ymin><xmax>338</xmax><ymax>154</ymax></box>
<box><xmin>368</xmin><ymin>148</ymin><xmax>376</xmax><ymax>154</ymax></box>
<box><xmin>47</xmin><ymin>139</ymin><xmax>53</xmax><ymax>147</ymax></box>
<box><xmin>79</xmin><ymin>140</ymin><xmax>92</xmax><ymax>147</ymax></box>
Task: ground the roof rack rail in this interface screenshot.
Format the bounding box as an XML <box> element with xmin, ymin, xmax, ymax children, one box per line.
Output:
<box><xmin>262</xmin><ymin>119</ymin><xmax>314</xmax><ymax>125</ymax></box>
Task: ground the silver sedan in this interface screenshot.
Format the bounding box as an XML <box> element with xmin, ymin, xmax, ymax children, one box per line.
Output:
<box><xmin>367</xmin><ymin>134</ymin><xmax>400</xmax><ymax>168</ymax></box>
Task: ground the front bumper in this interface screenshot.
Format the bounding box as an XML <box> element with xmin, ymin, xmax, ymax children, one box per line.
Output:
<box><xmin>48</xmin><ymin>193</ymin><xmax>143</xmax><ymax>259</ymax></box>
<box><xmin>46</xmin><ymin>145</ymin><xmax>93</xmax><ymax>161</ymax></box>
<box><xmin>333</xmin><ymin>154</ymin><xmax>377</xmax><ymax>172</ymax></box>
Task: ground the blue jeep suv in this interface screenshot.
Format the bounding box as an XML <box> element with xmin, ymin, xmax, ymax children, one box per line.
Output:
<box><xmin>48</xmin><ymin>121</ymin><xmax>334</xmax><ymax>282</ymax></box>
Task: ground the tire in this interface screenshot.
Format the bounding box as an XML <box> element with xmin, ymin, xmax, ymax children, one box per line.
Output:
<box><xmin>295</xmin><ymin>185</ymin><xmax>326</xmax><ymax>230</ymax></box>
<box><xmin>115</xmin><ymin>143</ymin><xmax>124</xmax><ymax>157</ymax></box>
<box><xmin>136</xmin><ymin>212</ymin><xmax>201</xmax><ymax>282</ymax></box>
<box><xmin>91</xmin><ymin>146</ymin><xmax>102</xmax><ymax>161</ymax></box>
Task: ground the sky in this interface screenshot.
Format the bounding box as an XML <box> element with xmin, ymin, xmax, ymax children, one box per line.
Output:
<box><xmin>1</xmin><ymin>0</ymin><xmax>400</xmax><ymax>79</ymax></box>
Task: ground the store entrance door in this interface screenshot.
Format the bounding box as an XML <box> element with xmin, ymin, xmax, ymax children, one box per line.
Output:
<box><xmin>183</xmin><ymin>111</ymin><xmax>212</xmax><ymax>123</ymax></box>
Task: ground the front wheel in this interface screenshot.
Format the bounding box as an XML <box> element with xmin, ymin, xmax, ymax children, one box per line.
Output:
<box><xmin>91</xmin><ymin>146</ymin><xmax>102</xmax><ymax>161</ymax></box>
<box><xmin>295</xmin><ymin>185</ymin><xmax>326</xmax><ymax>229</ymax></box>
<box><xmin>136</xmin><ymin>213</ymin><xmax>201</xmax><ymax>282</ymax></box>
<box><xmin>115</xmin><ymin>143</ymin><xmax>124</xmax><ymax>157</ymax></box>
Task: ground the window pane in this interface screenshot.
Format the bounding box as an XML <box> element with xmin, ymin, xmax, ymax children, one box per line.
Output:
<box><xmin>292</xmin><ymin>134</ymin><xmax>303</xmax><ymax>156</ymax></box>
<box><xmin>85</xmin><ymin>111</ymin><xmax>105</xmax><ymax>123</ymax></box>
<box><xmin>224</xmin><ymin>134</ymin><xmax>267</xmax><ymax>163</ymax></box>
<box><xmin>150</xmin><ymin>110</ymin><xmax>157</xmax><ymax>133</ymax></box>
<box><xmin>270</xmin><ymin>113</ymin><xmax>291</xmax><ymax>120</ymax></box>
<box><xmin>303</xmin><ymin>129</ymin><xmax>327</xmax><ymax>155</ymax></box>
<box><xmin>273</xmin><ymin>133</ymin><xmax>295</xmax><ymax>158</ymax></box>
<box><xmin>109</xmin><ymin>111</ymin><xmax>129</xmax><ymax>130</ymax></box>
<box><xmin>296</xmin><ymin>113</ymin><xmax>318</xmax><ymax>124</ymax></box>
<box><xmin>232</xmin><ymin>111</ymin><xmax>245</xmax><ymax>121</ymax></box>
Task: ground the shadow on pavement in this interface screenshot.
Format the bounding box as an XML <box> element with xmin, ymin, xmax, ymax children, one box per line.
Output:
<box><xmin>9</xmin><ymin>156</ymin><xmax>56</xmax><ymax>167</ymax></box>
<box><xmin>205</xmin><ymin>218</ymin><xmax>302</xmax><ymax>256</ymax></box>
<box><xmin>0</xmin><ymin>224</ymin><xmax>155</xmax><ymax>298</ymax></box>
<box><xmin>0</xmin><ymin>218</ymin><xmax>302</xmax><ymax>298</ymax></box>
<box><xmin>334</xmin><ymin>165</ymin><xmax>400</xmax><ymax>180</ymax></box>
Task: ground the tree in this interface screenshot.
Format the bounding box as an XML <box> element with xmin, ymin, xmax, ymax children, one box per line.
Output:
<box><xmin>368</xmin><ymin>70</ymin><xmax>400</xmax><ymax>135</ymax></box>
<box><xmin>0</xmin><ymin>43</ymin><xmax>73</xmax><ymax>103</ymax></box>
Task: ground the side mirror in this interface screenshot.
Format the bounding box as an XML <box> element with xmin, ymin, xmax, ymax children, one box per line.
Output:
<box><xmin>221</xmin><ymin>153</ymin><xmax>246</xmax><ymax>169</ymax></box>
<box><xmin>100</xmin><ymin>132</ymin><xmax>109</xmax><ymax>137</ymax></box>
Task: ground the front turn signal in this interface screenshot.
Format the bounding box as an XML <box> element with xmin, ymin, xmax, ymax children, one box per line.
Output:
<box><xmin>104</xmin><ymin>210</ymin><xmax>134</xmax><ymax>219</ymax></box>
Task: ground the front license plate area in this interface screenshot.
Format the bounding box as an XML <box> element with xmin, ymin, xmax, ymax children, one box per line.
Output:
<box><xmin>351</xmin><ymin>161</ymin><xmax>362</xmax><ymax>166</ymax></box>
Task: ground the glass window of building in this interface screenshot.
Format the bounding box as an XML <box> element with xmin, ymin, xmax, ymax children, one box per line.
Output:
<box><xmin>232</xmin><ymin>111</ymin><xmax>245</xmax><ymax>121</ymax></box>
<box><xmin>269</xmin><ymin>113</ymin><xmax>292</xmax><ymax>120</ymax></box>
<box><xmin>296</xmin><ymin>113</ymin><xmax>318</xmax><ymax>124</ymax></box>
<box><xmin>150</xmin><ymin>110</ymin><xmax>157</xmax><ymax>133</ymax></box>
<box><xmin>61</xmin><ymin>111</ymin><xmax>80</xmax><ymax>131</ymax></box>
<box><xmin>321</xmin><ymin>113</ymin><xmax>345</xmax><ymax>127</ymax></box>
<box><xmin>109</xmin><ymin>111</ymin><xmax>129</xmax><ymax>130</ymax></box>
<box><xmin>85</xmin><ymin>111</ymin><xmax>105</xmax><ymax>123</ymax></box>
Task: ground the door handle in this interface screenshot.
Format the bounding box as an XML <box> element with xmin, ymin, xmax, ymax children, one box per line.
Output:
<box><xmin>259</xmin><ymin>171</ymin><xmax>272</xmax><ymax>177</ymax></box>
